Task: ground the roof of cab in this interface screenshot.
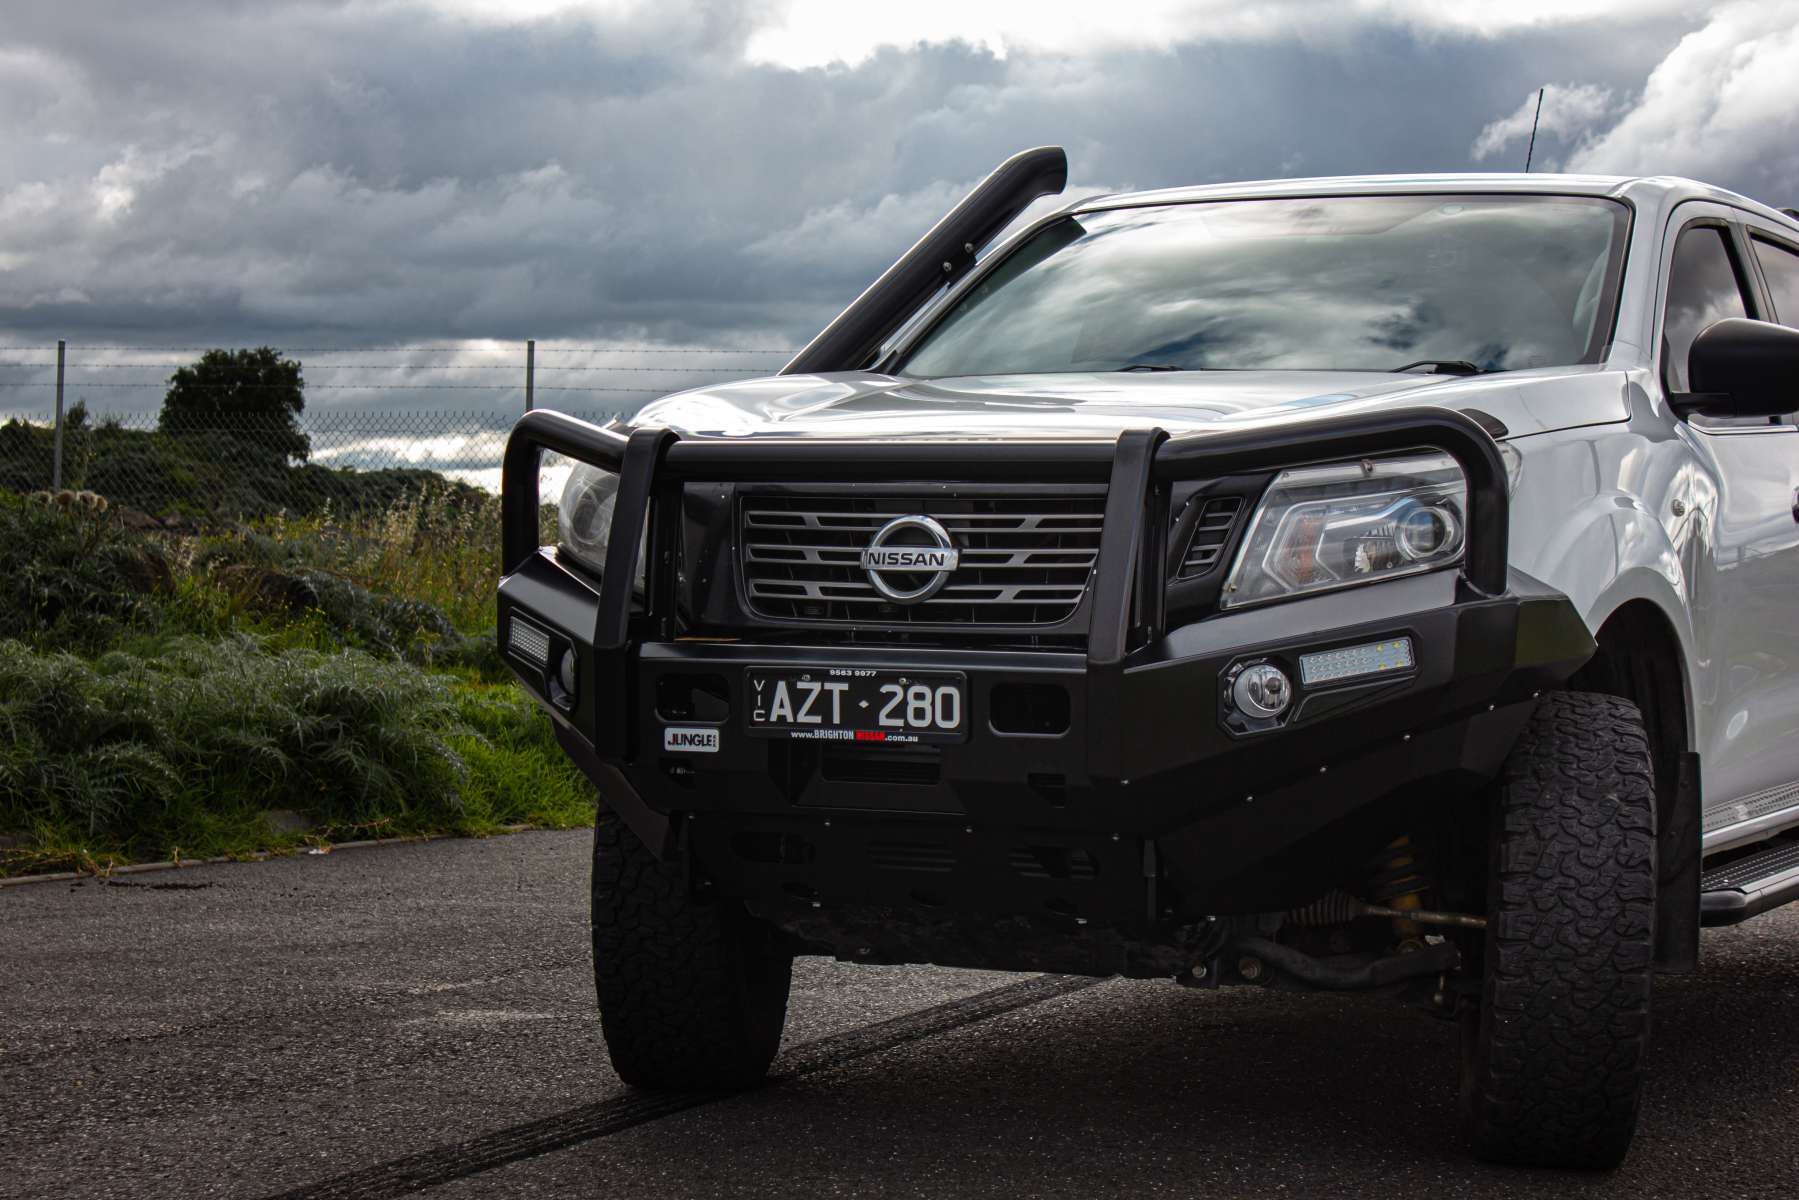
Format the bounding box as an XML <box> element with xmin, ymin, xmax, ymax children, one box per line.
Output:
<box><xmin>1071</xmin><ymin>173</ymin><xmax>1798</xmax><ymax>231</ymax></box>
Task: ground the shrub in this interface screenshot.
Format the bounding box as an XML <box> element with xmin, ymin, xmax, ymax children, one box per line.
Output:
<box><xmin>0</xmin><ymin>637</ymin><xmax>471</xmax><ymax>846</ymax></box>
<box><xmin>200</xmin><ymin>519</ymin><xmax>497</xmax><ymax>668</ymax></box>
<box><xmin>0</xmin><ymin>492</ymin><xmax>172</xmax><ymax>646</ymax></box>
<box><xmin>258</xmin><ymin>566</ymin><xmax>494</xmax><ymax>669</ymax></box>
<box><xmin>0</xmin><ymin>475</ymin><xmax>583</xmax><ymax>874</ymax></box>
<box><xmin>236</xmin><ymin>488</ymin><xmax>505</xmax><ymax>633</ymax></box>
<box><xmin>0</xmin><ymin>405</ymin><xmax>93</xmax><ymax>492</ymax></box>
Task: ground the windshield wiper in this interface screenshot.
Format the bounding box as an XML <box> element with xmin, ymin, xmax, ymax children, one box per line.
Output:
<box><xmin>1117</xmin><ymin>362</ymin><xmax>1185</xmax><ymax>372</ymax></box>
<box><xmin>1390</xmin><ymin>359</ymin><xmax>1484</xmax><ymax>376</ymax></box>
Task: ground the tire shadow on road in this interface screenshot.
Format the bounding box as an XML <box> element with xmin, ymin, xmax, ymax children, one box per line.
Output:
<box><xmin>517</xmin><ymin>926</ymin><xmax>1799</xmax><ymax>1200</ymax></box>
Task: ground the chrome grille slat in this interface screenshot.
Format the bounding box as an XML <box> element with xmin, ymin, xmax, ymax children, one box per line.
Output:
<box><xmin>741</xmin><ymin>491</ymin><xmax>1105</xmax><ymax>626</ymax></box>
<box><xmin>745</xmin><ymin>545</ymin><xmax>1098</xmax><ymax>569</ymax></box>
<box><xmin>745</xmin><ymin>513</ymin><xmax>1103</xmax><ymax>532</ymax></box>
<box><xmin>747</xmin><ymin>581</ymin><xmax>1090</xmax><ymax>604</ymax></box>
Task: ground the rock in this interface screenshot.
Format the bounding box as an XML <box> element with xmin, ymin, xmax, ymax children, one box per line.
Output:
<box><xmin>262</xmin><ymin>810</ymin><xmax>316</xmax><ymax>836</ymax></box>
<box><xmin>116</xmin><ymin>546</ymin><xmax>176</xmax><ymax>595</ymax></box>
<box><xmin>216</xmin><ymin>564</ymin><xmax>316</xmax><ymax>611</ymax></box>
<box><xmin>115</xmin><ymin>506</ymin><xmax>162</xmax><ymax>532</ymax></box>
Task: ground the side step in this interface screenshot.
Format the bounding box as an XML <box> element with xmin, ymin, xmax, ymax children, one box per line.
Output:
<box><xmin>1700</xmin><ymin>840</ymin><xmax>1799</xmax><ymax>926</ymax></box>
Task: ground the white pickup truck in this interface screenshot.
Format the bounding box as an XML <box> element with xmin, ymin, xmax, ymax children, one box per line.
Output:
<box><xmin>498</xmin><ymin>148</ymin><xmax>1799</xmax><ymax>1168</ymax></box>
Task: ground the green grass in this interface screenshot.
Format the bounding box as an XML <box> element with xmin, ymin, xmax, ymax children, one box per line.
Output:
<box><xmin>246</xmin><ymin>490</ymin><xmax>508</xmax><ymax>632</ymax></box>
<box><xmin>0</xmin><ymin>489</ymin><xmax>592</xmax><ymax>877</ymax></box>
<box><xmin>449</xmin><ymin>678</ymin><xmax>594</xmax><ymax>827</ymax></box>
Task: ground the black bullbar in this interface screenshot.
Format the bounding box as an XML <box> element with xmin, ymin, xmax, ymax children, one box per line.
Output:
<box><xmin>496</xmin><ymin>407</ymin><xmax>1594</xmax><ymax>919</ymax></box>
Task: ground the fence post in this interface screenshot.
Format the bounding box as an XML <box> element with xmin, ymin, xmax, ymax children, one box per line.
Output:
<box><xmin>51</xmin><ymin>338</ymin><xmax>65</xmax><ymax>491</ymax></box>
<box><xmin>525</xmin><ymin>338</ymin><xmax>535</xmax><ymax>412</ymax></box>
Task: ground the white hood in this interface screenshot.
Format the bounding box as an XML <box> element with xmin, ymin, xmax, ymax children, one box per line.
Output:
<box><xmin>632</xmin><ymin>366</ymin><xmax>1631</xmax><ymax>442</ymax></box>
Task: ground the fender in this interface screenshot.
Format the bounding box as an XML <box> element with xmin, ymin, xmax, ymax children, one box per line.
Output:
<box><xmin>1507</xmin><ymin>421</ymin><xmax>1701</xmax><ymax>748</ymax></box>
<box><xmin>1582</xmin><ymin>564</ymin><xmax>1698</xmax><ymax>744</ymax></box>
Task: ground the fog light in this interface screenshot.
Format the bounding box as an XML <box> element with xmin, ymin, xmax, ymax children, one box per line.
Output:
<box><xmin>1299</xmin><ymin>637</ymin><xmax>1414</xmax><ymax>686</ymax></box>
<box><xmin>1231</xmin><ymin>663</ymin><xmax>1292</xmax><ymax>719</ymax></box>
<box><xmin>558</xmin><ymin>648</ymin><xmax>578</xmax><ymax>697</ymax></box>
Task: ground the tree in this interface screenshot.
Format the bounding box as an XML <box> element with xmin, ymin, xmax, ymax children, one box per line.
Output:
<box><xmin>159</xmin><ymin>347</ymin><xmax>310</xmax><ymax>462</ymax></box>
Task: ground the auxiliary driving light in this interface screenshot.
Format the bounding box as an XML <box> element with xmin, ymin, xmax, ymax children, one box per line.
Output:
<box><xmin>507</xmin><ymin>617</ymin><xmax>551</xmax><ymax>669</ymax></box>
<box><xmin>1298</xmin><ymin>637</ymin><xmax>1415</xmax><ymax>686</ymax></box>
<box><xmin>1231</xmin><ymin>663</ymin><xmax>1292</xmax><ymax>719</ymax></box>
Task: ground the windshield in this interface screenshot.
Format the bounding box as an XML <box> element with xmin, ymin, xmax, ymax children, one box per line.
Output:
<box><xmin>897</xmin><ymin>194</ymin><xmax>1629</xmax><ymax>377</ymax></box>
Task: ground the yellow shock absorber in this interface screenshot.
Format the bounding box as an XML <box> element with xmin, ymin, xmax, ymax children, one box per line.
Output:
<box><xmin>1369</xmin><ymin>836</ymin><xmax>1429</xmax><ymax>949</ymax></box>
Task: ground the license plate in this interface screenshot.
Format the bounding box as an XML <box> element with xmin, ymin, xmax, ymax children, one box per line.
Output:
<box><xmin>744</xmin><ymin>668</ymin><xmax>967</xmax><ymax>744</ymax></box>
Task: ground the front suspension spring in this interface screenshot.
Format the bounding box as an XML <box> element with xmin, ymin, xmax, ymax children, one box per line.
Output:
<box><xmin>1368</xmin><ymin>836</ymin><xmax>1430</xmax><ymax>908</ymax></box>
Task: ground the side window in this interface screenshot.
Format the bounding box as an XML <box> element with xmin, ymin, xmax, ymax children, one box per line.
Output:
<box><xmin>1662</xmin><ymin>226</ymin><xmax>1750</xmax><ymax>393</ymax></box>
<box><xmin>1752</xmin><ymin>235</ymin><xmax>1799</xmax><ymax>327</ymax></box>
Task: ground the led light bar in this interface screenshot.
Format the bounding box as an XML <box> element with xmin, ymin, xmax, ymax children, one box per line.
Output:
<box><xmin>508</xmin><ymin>617</ymin><xmax>551</xmax><ymax>669</ymax></box>
<box><xmin>1299</xmin><ymin>637</ymin><xmax>1415</xmax><ymax>686</ymax></box>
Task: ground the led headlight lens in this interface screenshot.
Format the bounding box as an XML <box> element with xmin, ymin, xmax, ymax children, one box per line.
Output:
<box><xmin>557</xmin><ymin>463</ymin><xmax>645</xmax><ymax>590</ymax></box>
<box><xmin>1221</xmin><ymin>453</ymin><xmax>1466</xmax><ymax>609</ymax></box>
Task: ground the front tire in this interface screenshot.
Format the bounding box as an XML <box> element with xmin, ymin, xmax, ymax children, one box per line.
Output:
<box><xmin>1460</xmin><ymin>691</ymin><xmax>1657</xmax><ymax>1169</ymax></box>
<box><xmin>591</xmin><ymin>805</ymin><xmax>793</xmax><ymax>1090</ymax></box>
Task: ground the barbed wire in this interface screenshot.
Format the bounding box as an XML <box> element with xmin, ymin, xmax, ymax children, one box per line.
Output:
<box><xmin>0</xmin><ymin>340</ymin><xmax>789</xmax><ymax>506</ymax></box>
<box><xmin>0</xmin><ymin>406</ymin><xmax>631</xmax><ymax>507</ymax></box>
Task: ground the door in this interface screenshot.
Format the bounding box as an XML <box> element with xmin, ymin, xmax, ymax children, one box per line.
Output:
<box><xmin>1663</xmin><ymin>208</ymin><xmax>1799</xmax><ymax>836</ymax></box>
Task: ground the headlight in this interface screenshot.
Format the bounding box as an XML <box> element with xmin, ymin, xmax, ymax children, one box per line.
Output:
<box><xmin>1221</xmin><ymin>453</ymin><xmax>1466</xmax><ymax>609</ymax></box>
<box><xmin>557</xmin><ymin>463</ymin><xmax>645</xmax><ymax>589</ymax></box>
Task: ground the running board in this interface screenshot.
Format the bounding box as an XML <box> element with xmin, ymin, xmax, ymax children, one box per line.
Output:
<box><xmin>1700</xmin><ymin>841</ymin><xmax>1799</xmax><ymax>926</ymax></box>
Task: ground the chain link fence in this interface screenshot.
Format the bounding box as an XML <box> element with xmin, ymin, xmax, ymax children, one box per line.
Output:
<box><xmin>0</xmin><ymin>340</ymin><xmax>794</xmax><ymax>520</ymax></box>
<box><xmin>0</xmin><ymin>409</ymin><xmax>572</xmax><ymax>520</ymax></box>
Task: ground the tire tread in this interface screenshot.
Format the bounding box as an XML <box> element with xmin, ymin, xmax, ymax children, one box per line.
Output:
<box><xmin>591</xmin><ymin>806</ymin><xmax>792</xmax><ymax>1090</ymax></box>
<box><xmin>1465</xmin><ymin>691</ymin><xmax>1657</xmax><ymax>1169</ymax></box>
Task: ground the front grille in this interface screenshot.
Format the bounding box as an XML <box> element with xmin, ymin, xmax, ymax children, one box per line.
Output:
<box><xmin>741</xmin><ymin>491</ymin><xmax>1104</xmax><ymax>626</ymax></box>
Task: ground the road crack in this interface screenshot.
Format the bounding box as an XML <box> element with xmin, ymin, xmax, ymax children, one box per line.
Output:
<box><xmin>260</xmin><ymin>972</ymin><xmax>1102</xmax><ymax>1199</ymax></box>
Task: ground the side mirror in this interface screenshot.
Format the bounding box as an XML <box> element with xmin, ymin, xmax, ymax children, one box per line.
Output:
<box><xmin>1674</xmin><ymin>317</ymin><xmax>1799</xmax><ymax>418</ymax></box>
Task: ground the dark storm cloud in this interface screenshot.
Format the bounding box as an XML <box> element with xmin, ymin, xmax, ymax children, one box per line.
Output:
<box><xmin>0</xmin><ymin>1</ymin><xmax>1715</xmax><ymax>353</ymax></box>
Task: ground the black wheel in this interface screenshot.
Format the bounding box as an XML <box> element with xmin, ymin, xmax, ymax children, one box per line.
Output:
<box><xmin>1460</xmin><ymin>691</ymin><xmax>1657</xmax><ymax>1169</ymax></box>
<box><xmin>591</xmin><ymin>805</ymin><xmax>793</xmax><ymax>1090</ymax></box>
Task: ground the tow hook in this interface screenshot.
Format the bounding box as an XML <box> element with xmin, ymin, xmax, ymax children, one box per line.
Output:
<box><xmin>1178</xmin><ymin>957</ymin><xmax>1221</xmax><ymax>989</ymax></box>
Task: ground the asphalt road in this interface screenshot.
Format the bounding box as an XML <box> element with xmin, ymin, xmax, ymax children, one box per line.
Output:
<box><xmin>5</xmin><ymin>830</ymin><xmax>1799</xmax><ymax>1200</ymax></box>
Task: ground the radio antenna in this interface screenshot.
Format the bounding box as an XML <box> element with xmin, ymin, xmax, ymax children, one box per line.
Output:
<box><xmin>1523</xmin><ymin>87</ymin><xmax>1545</xmax><ymax>172</ymax></box>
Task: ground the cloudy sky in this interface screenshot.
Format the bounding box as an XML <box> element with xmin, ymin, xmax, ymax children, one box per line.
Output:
<box><xmin>1</xmin><ymin>0</ymin><xmax>1796</xmax><ymax>415</ymax></box>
